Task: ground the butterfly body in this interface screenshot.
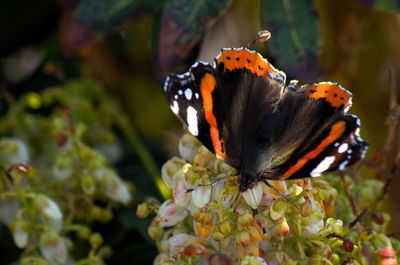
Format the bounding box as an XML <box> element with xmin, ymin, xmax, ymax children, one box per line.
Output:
<box><xmin>164</xmin><ymin>48</ymin><xmax>368</xmax><ymax>192</ymax></box>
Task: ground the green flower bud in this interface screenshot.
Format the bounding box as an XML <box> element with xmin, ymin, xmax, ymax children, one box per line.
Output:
<box><xmin>89</xmin><ymin>233</ymin><xmax>103</xmax><ymax>247</ymax></box>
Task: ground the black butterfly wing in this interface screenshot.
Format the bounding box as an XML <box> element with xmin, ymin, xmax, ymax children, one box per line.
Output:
<box><xmin>262</xmin><ymin>82</ymin><xmax>369</xmax><ymax>180</ymax></box>
<box><xmin>164</xmin><ymin>48</ymin><xmax>287</xmax><ymax>169</ymax></box>
<box><xmin>164</xmin><ymin>62</ymin><xmax>219</xmax><ymax>159</ymax></box>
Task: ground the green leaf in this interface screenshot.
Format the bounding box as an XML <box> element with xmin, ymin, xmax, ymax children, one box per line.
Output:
<box><xmin>61</xmin><ymin>0</ymin><xmax>166</xmax><ymax>55</ymax></box>
<box><xmin>157</xmin><ymin>0</ymin><xmax>232</xmax><ymax>77</ymax></box>
<box><xmin>261</xmin><ymin>0</ymin><xmax>324</xmax><ymax>81</ymax></box>
<box><xmin>355</xmin><ymin>0</ymin><xmax>400</xmax><ymax>13</ymax></box>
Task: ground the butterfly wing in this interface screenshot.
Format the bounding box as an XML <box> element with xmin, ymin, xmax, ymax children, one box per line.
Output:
<box><xmin>164</xmin><ymin>48</ymin><xmax>287</xmax><ymax>169</ymax></box>
<box><xmin>262</xmin><ymin>82</ymin><xmax>369</xmax><ymax>180</ymax></box>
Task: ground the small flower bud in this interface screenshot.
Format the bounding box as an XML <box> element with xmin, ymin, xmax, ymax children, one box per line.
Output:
<box><xmin>274</xmin><ymin>217</ymin><xmax>289</xmax><ymax>237</ymax></box>
<box><xmin>136</xmin><ymin>203</ymin><xmax>150</xmax><ymax>218</ymax></box>
<box><xmin>148</xmin><ymin>223</ymin><xmax>163</xmax><ymax>240</ymax></box>
<box><xmin>77</xmin><ymin>226</ymin><xmax>91</xmax><ymax>239</ymax></box>
<box><xmin>371</xmin><ymin>212</ymin><xmax>384</xmax><ymax>225</ymax></box>
<box><xmin>212</xmin><ymin>231</ymin><xmax>225</xmax><ymax>241</ymax></box>
<box><xmin>308</xmin><ymin>254</ymin><xmax>322</xmax><ymax>265</ymax></box>
<box><xmin>89</xmin><ymin>233</ymin><xmax>103</xmax><ymax>247</ymax></box>
<box><xmin>360</xmin><ymin>229</ymin><xmax>373</xmax><ymax>241</ymax></box>
<box><xmin>219</xmin><ymin>220</ymin><xmax>231</xmax><ymax>236</ymax></box>
<box><xmin>80</xmin><ymin>174</ymin><xmax>96</xmax><ymax>195</ymax></box>
<box><xmin>381</xmin><ymin>258</ymin><xmax>398</xmax><ymax>265</ymax></box>
<box><xmin>379</xmin><ymin>247</ymin><xmax>395</xmax><ymax>259</ymax></box>
<box><xmin>341</xmin><ymin>238</ymin><xmax>354</xmax><ymax>253</ymax></box>
<box><xmin>270</xmin><ymin>199</ymin><xmax>287</xmax><ymax>220</ymax></box>
<box><xmin>53</xmin><ymin>155</ymin><xmax>73</xmax><ymax>180</ymax></box>
<box><xmin>300</xmin><ymin>201</ymin><xmax>312</xmax><ymax>217</ymax></box>
<box><xmin>90</xmin><ymin>206</ymin><xmax>103</xmax><ymax>220</ymax></box>
<box><xmin>238</xmin><ymin>213</ymin><xmax>254</xmax><ymax>227</ymax></box>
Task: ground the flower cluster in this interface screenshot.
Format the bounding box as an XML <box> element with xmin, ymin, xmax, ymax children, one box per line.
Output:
<box><xmin>138</xmin><ymin>134</ymin><xmax>399</xmax><ymax>265</ymax></box>
<box><xmin>0</xmin><ymin>81</ymin><xmax>132</xmax><ymax>264</ymax></box>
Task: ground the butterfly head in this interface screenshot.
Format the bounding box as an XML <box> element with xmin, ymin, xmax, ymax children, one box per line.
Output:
<box><xmin>238</xmin><ymin>170</ymin><xmax>259</xmax><ymax>192</ymax></box>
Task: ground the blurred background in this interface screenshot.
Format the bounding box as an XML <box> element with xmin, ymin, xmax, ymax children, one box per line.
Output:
<box><xmin>0</xmin><ymin>0</ymin><xmax>400</xmax><ymax>264</ymax></box>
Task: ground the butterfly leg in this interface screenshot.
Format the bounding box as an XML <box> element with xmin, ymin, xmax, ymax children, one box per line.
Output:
<box><xmin>262</xmin><ymin>180</ymin><xmax>299</xmax><ymax>209</ymax></box>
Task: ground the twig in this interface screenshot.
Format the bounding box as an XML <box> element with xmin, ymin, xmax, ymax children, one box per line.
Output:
<box><xmin>340</xmin><ymin>173</ymin><xmax>358</xmax><ymax>216</ymax></box>
<box><xmin>349</xmin><ymin>208</ymin><xmax>369</xmax><ymax>229</ymax></box>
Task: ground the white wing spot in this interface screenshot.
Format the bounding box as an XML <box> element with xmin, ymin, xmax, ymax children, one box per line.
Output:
<box><xmin>171</xmin><ymin>101</ymin><xmax>179</xmax><ymax>114</ymax></box>
<box><xmin>178</xmin><ymin>90</ymin><xmax>183</xmax><ymax>95</ymax></box>
<box><xmin>187</xmin><ymin>106</ymin><xmax>199</xmax><ymax>136</ymax></box>
<box><xmin>338</xmin><ymin>143</ymin><xmax>348</xmax><ymax>153</ymax></box>
<box><xmin>195</xmin><ymin>93</ymin><xmax>199</xmax><ymax>99</ymax></box>
<box><xmin>334</xmin><ymin>142</ymin><xmax>339</xmax><ymax>147</ymax></box>
<box><xmin>310</xmin><ymin>156</ymin><xmax>335</xmax><ymax>177</ymax></box>
<box><xmin>174</xmin><ymin>95</ymin><xmax>178</xmax><ymax>99</ymax></box>
<box><xmin>185</xmin><ymin>89</ymin><xmax>193</xmax><ymax>100</ymax></box>
<box><xmin>338</xmin><ymin>160</ymin><xmax>349</xmax><ymax>170</ymax></box>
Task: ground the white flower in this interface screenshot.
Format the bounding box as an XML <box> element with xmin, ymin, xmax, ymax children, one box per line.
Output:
<box><xmin>172</xmin><ymin>164</ymin><xmax>191</xmax><ymax>207</ymax></box>
<box><xmin>161</xmin><ymin>157</ymin><xmax>186</xmax><ymax>188</ymax></box>
<box><xmin>0</xmin><ymin>198</ymin><xmax>20</xmax><ymax>226</ymax></box>
<box><xmin>242</xmin><ymin>183</ymin><xmax>263</xmax><ymax>209</ymax></box>
<box><xmin>98</xmin><ymin>168</ymin><xmax>131</xmax><ymax>203</ymax></box>
<box><xmin>36</xmin><ymin>195</ymin><xmax>63</xmax><ymax>221</ymax></box>
<box><xmin>192</xmin><ymin>186</ymin><xmax>211</xmax><ymax>208</ymax></box>
<box><xmin>11</xmin><ymin>220</ymin><xmax>28</xmax><ymax>248</ymax></box>
<box><xmin>156</xmin><ymin>199</ymin><xmax>187</xmax><ymax>227</ymax></box>
<box><xmin>259</xmin><ymin>181</ymin><xmax>287</xmax><ymax>208</ymax></box>
<box><xmin>0</xmin><ymin>138</ymin><xmax>29</xmax><ymax>166</ymax></box>
<box><xmin>211</xmin><ymin>180</ymin><xmax>237</xmax><ymax>208</ymax></box>
<box><xmin>302</xmin><ymin>198</ymin><xmax>325</xmax><ymax>237</ymax></box>
<box><xmin>169</xmin><ymin>233</ymin><xmax>201</xmax><ymax>255</ymax></box>
<box><xmin>52</xmin><ymin>155</ymin><xmax>73</xmax><ymax>180</ymax></box>
<box><xmin>39</xmin><ymin>232</ymin><xmax>67</xmax><ymax>264</ymax></box>
<box><xmin>241</xmin><ymin>256</ymin><xmax>268</xmax><ymax>265</ymax></box>
<box><xmin>179</xmin><ymin>134</ymin><xmax>201</xmax><ymax>163</ymax></box>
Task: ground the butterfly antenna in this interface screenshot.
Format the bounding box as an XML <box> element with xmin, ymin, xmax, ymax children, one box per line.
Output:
<box><xmin>247</xmin><ymin>30</ymin><xmax>271</xmax><ymax>49</ymax></box>
<box><xmin>263</xmin><ymin>180</ymin><xmax>299</xmax><ymax>209</ymax></box>
<box><xmin>186</xmin><ymin>173</ymin><xmax>239</xmax><ymax>193</ymax></box>
<box><xmin>251</xmin><ymin>189</ymin><xmax>266</xmax><ymax>235</ymax></box>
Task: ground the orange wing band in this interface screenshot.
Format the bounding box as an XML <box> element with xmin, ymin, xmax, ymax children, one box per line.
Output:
<box><xmin>200</xmin><ymin>73</ymin><xmax>226</xmax><ymax>160</ymax></box>
<box><xmin>281</xmin><ymin>121</ymin><xmax>346</xmax><ymax>179</ymax></box>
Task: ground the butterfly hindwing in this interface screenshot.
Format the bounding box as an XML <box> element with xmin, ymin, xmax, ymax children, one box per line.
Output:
<box><xmin>268</xmin><ymin>114</ymin><xmax>368</xmax><ymax>180</ymax></box>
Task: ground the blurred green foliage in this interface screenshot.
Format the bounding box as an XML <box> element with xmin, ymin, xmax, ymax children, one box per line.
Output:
<box><xmin>0</xmin><ymin>0</ymin><xmax>400</xmax><ymax>264</ymax></box>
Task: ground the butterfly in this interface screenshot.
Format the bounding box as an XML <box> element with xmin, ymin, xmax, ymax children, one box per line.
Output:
<box><xmin>163</xmin><ymin>47</ymin><xmax>369</xmax><ymax>194</ymax></box>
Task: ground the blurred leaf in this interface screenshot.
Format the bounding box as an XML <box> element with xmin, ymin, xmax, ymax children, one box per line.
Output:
<box><xmin>61</xmin><ymin>0</ymin><xmax>166</xmax><ymax>55</ymax></box>
<box><xmin>355</xmin><ymin>0</ymin><xmax>400</xmax><ymax>13</ymax></box>
<box><xmin>261</xmin><ymin>0</ymin><xmax>324</xmax><ymax>82</ymax></box>
<box><xmin>157</xmin><ymin>0</ymin><xmax>232</xmax><ymax>78</ymax></box>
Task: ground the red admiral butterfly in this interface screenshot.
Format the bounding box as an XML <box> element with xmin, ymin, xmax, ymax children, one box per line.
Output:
<box><xmin>163</xmin><ymin>44</ymin><xmax>368</xmax><ymax>194</ymax></box>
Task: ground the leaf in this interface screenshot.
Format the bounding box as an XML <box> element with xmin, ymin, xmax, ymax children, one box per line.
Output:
<box><xmin>157</xmin><ymin>0</ymin><xmax>233</xmax><ymax>78</ymax></box>
<box><xmin>355</xmin><ymin>0</ymin><xmax>400</xmax><ymax>13</ymax></box>
<box><xmin>261</xmin><ymin>0</ymin><xmax>324</xmax><ymax>82</ymax></box>
<box><xmin>61</xmin><ymin>0</ymin><xmax>166</xmax><ymax>55</ymax></box>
